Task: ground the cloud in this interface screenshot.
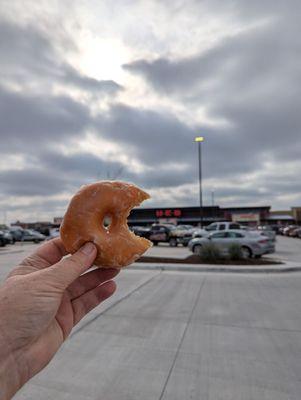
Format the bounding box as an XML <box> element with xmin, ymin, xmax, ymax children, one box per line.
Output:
<box><xmin>0</xmin><ymin>18</ymin><xmax>122</xmax><ymax>95</ymax></box>
<box><xmin>62</xmin><ymin>65</ymin><xmax>123</xmax><ymax>94</ymax></box>
<box><xmin>0</xmin><ymin>85</ymin><xmax>91</xmax><ymax>153</ymax></box>
<box><xmin>96</xmin><ymin>103</ymin><xmax>196</xmax><ymax>165</ymax></box>
<box><xmin>1</xmin><ymin>0</ymin><xmax>300</xmax><ymax>222</ymax></box>
<box><xmin>95</xmin><ymin>102</ymin><xmax>263</xmax><ymax>181</ymax></box>
<box><xmin>123</xmin><ymin>8</ymin><xmax>301</xmax><ymax>190</ymax></box>
<box><xmin>124</xmin><ymin>17</ymin><xmax>300</xmax><ymax>99</ymax></box>
<box><xmin>0</xmin><ymin>168</ymin><xmax>70</xmax><ymax>196</ymax></box>
<box><xmin>40</xmin><ymin>151</ymin><xmax>126</xmax><ymax>182</ymax></box>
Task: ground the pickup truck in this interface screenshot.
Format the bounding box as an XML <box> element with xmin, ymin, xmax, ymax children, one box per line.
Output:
<box><xmin>148</xmin><ymin>224</ymin><xmax>179</xmax><ymax>246</ymax></box>
<box><xmin>193</xmin><ymin>222</ymin><xmax>243</xmax><ymax>238</ymax></box>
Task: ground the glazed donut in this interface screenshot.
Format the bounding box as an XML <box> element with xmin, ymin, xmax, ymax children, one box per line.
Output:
<box><xmin>60</xmin><ymin>181</ymin><xmax>152</xmax><ymax>268</ymax></box>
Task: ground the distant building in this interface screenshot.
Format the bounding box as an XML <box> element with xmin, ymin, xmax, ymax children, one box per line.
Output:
<box><xmin>292</xmin><ymin>207</ymin><xmax>301</xmax><ymax>224</ymax></box>
<box><xmin>128</xmin><ymin>205</ymin><xmax>271</xmax><ymax>226</ymax></box>
<box><xmin>268</xmin><ymin>210</ymin><xmax>295</xmax><ymax>225</ymax></box>
<box><xmin>12</xmin><ymin>205</ymin><xmax>300</xmax><ymax>231</ymax></box>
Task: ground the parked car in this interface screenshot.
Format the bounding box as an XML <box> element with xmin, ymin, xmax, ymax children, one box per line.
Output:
<box><xmin>21</xmin><ymin>229</ymin><xmax>46</xmax><ymax>243</ymax></box>
<box><xmin>205</xmin><ymin>222</ymin><xmax>244</xmax><ymax>232</ymax></box>
<box><xmin>148</xmin><ymin>224</ymin><xmax>178</xmax><ymax>246</ymax></box>
<box><xmin>256</xmin><ymin>225</ymin><xmax>276</xmax><ymax>242</ymax></box>
<box><xmin>9</xmin><ymin>226</ymin><xmax>25</xmax><ymax>242</ymax></box>
<box><xmin>270</xmin><ymin>224</ymin><xmax>281</xmax><ymax>234</ymax></box>
<box><xmin>48</xmin><ymin>228</ymin><xmax>61</xmax><ymax>240</ymax></box>
<box><xmin>192</xmin><ymin>222</ymin><xmax>244</xmax><ymax>239</ymax></box>
<box><xmin>0</xmin><ymin>230</ymin><xmax>8</xmax><ymax>247</ymax></box>
<box><xmin>130</xmin><ymin>226</ymin><xmax>151</xmax><ymax>239</ymax></box>
<box><xmin>192</xmin><ymin>228</ymin><xmax>210</xmax><ymax>238</ymax></box>
<box><xmin>172</xmin><ymin>225</ymin><xmax>195</xmax><ymax>246</ymax></box>
<box><xmin>278</xmin><ymin>226</ymin><xmax>286</xmax><ymax>235</ymax></box>
<box><xmin>283</xmin><ymin>225</ymin><xmax>298</xmax><ymax>236</ymax></box>
<box><xmin>2</xmin><ymin>230</ymin><xmax>15</xmax><ymax>244</ymax></box>
<box><xmin>289</xmin><ymin>227</ymin><xmax>301</xmax><ymax>238</ymax></box>
<box><xmin>188</xmin><ymin>230</ymin><xmax>275</xmax><ymax>258</ymax></box>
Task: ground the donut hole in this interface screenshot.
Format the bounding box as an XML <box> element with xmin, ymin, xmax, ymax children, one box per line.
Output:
<box><xmin>102</xmin><ymin>215</ymin><xmax>112</xmax><ymax>231</ymax></box>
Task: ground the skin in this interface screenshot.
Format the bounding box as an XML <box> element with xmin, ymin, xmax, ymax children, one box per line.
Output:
<box><xmin>0</xmin><ymin>239</ymin><xmax>119</xmax><ymax>400</ymax></box>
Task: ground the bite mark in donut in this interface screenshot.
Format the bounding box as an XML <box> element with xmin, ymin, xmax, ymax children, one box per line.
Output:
<box><xmin>60</xmin><ymin>181</ymin><xmax>152</xmax><ymax>268</ymax></box>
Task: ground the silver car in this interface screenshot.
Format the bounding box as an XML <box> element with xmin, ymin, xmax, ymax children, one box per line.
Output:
<box><xmin>188</xmin><ymin>229</ymin><xmax>275</xmax><ymax>258</ymax></box>
<box><xmin>256</xmin><ymin>225</ymin><xmax>276</xmax><ymax>242</ymax></box>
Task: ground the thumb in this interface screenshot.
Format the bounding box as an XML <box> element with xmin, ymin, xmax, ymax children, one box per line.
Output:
<box><xmin>46</xmin><ymin>242</ymin><xmax>97</xmax><ymax>289</ymax></box>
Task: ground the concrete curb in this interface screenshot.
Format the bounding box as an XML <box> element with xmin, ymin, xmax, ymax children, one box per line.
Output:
<box><xmin>131</xmin><ymin>262</ymin><xmax>301</xmax><ymax>274</ymax></box>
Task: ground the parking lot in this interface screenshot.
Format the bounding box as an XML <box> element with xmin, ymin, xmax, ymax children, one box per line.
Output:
<box><xmin>144</xmin><ymin>236</ymin><xmax>301</xmax><ymax>264</ymax></box>
<box><xmin>0</xmin><ymin>237</ymin><xmax>301</xmax><ymax>399</ymax></box>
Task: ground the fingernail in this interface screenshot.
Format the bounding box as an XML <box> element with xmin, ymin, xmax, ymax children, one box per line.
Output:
<box><xmin>81</xmin><ymin>242</ymin><xmax>96</xmax><ymax>255</ymax></box>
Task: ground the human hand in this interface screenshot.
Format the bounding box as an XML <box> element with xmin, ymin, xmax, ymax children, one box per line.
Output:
<box><xmin>0</xmin><ymin>239</ymin><xmax>119</xmax><ymax>400</ymax></box>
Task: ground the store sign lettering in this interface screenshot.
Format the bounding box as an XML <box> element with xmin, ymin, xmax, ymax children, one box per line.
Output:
<box><xmin>155</xmin><ymin>209</ymin><xmax>182</xmax><ymax>218</ymax></box>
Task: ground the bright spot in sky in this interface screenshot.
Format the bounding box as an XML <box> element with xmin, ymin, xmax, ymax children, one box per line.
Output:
<box><xmin>77</xmin><ymin>33</ymin><xmax>130</xmax><ymax>82</ymax></box>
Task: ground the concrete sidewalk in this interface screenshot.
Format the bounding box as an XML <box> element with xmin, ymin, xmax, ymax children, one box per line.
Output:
<box><xmin>15</xmin><ymin>269</ymin><xmax>301</xmax><ymax>400</ymax></box>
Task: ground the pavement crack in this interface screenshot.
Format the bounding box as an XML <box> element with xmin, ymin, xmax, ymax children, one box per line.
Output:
<box><xmin>158</xmin><ymin>276</ymin><xmax>207</xmax><ymax>400</ymax></box>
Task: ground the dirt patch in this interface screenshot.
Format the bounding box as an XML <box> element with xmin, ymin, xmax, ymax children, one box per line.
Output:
<box><xmin>137</xmin><ymin>255</ymin><xmax>282</xmax><ymax>265</ymax></box>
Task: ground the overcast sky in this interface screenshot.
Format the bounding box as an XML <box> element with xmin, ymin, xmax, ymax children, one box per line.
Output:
<box><xmin>0</xmin><ymin>0</ymin><xmax>300</xmax><ymax>223</ymax></box>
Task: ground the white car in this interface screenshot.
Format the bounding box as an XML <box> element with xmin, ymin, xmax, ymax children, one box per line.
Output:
<box><xmin>48</xmin><ymin>228</ymin><xmax>60</xmax><ymax>239</ymax></box>
<box><xmin>206</xmin><ymin>222</ymin><xmax>244</xmax><ymax>232</ymax></box>
<box><xmin>193</xmin><ymin>222</ymin><xmax>243</xmax><ymax>238</ymax></box>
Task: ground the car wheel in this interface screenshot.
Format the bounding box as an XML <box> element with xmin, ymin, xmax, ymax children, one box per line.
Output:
<box><xmin>254</xmin><ymin>254</ymin><xmax>262</xmax><ymax>259</ymax></box>
<box><xmin>193</xmin><ymin>244</ymin><xmax>202</xmax><ymax>255</ymax></box>
<box><xmin>169</xmin><ymin>238</ymin><xmax>177</xmax><ymax>247</ymax></box>
<box><xmin>0</xmin><ymin>239</ymin><xmax>6</xmax><ymax>247</ymax></box>
<box><xmin>34</xmin><ymin>239</ymin><xmax>40</xmax><ymax>243</ymax></box>
<box><xmin>241</xmin><ymin>246</ymin><xmax>252</xmax><ymax>258</ymax></box>
<box><xmin>153</xmin><ymin>241</ymin><xmax>158</xmax><ymax>246</ymax></box>
<box><xmin>183</xmin><ymin>243</ymin><xmax>188</xmax><ymax>247</ymax></box>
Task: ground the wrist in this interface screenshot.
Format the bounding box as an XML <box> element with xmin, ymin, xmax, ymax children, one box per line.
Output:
<box><xmin>0</xmin><ymin>355</ymin><xmax>17</xmax><ymax>400</ymax></box>
<box><xmin>0</xmin><ymin>333</ymin><xmax>27</xmax><ymax>400</ymax></box>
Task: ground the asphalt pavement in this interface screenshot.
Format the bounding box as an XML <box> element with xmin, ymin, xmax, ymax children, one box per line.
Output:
<box><xmin>269</xmin><ymin>236</ymin><xmax>301</xmax><ymax>263</ymax></box>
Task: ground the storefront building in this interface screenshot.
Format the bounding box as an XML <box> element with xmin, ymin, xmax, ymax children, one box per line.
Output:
<box><xmin>127</xmin><ymin>205</ymin><xmax>271</xmax><ymax>227</ymax></box>
<box><xmin>12</xmin><ymin>206</ymin><xmax>299</xmax><ymax>231</ymax></box>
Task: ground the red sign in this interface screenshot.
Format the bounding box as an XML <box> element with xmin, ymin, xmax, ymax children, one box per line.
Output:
<box><xmin>155</xmin><ymin>209</ymin><xmax>182</xmax><ymax>218</ymax></box>
<box><xmin>174</xmin><ymin>209</ymin><xmax>181</xmax><ymax>217</ymax></box>
<box><xmin>155</xmin><ymin>210</ymin><xmax>164</xmax><ymax>217</ymax></box>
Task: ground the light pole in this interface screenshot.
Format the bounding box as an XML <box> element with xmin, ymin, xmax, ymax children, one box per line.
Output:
<box><xmin>195</xmin><ymin>136</ymin><xmax>204</xmax><ymax>227</ymax></box>
<box><xmin>211</xmin><ymin>190</ymin><xmax>215</xmax><ymax>207</ymax></box>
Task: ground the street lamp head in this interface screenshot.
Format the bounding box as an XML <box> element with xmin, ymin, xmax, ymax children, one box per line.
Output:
<box><xmin>195</xmin><ymin>136</ymin><xmax>204</xmax><ymax>142</ymax></box>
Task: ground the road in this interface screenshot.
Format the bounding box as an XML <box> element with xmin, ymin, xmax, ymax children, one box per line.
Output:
<box><xmin>0</xmin><ymin>242</ymin><xmax>301</xmax><ymax>399</ymax></box>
